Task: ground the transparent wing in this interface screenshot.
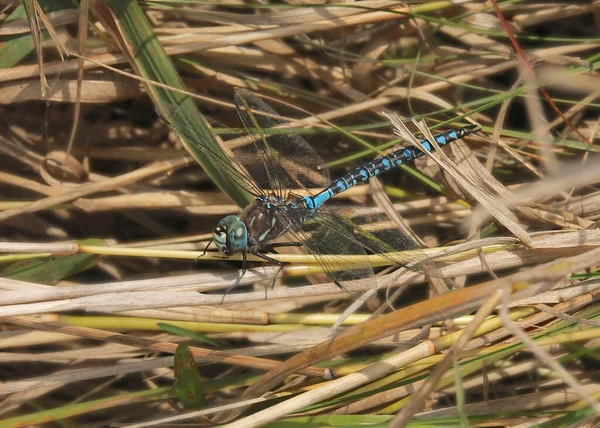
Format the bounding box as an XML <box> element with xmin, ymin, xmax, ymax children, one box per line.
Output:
<box><xmin>287</xmin><ymin>210</ymin><xmax>377</xmax><ymax>293</ymax></box>
<box><xmin>282</xmin><ymin>205</ymin><xmax>439</xmax><ymax>290</ymax></box>
<box><xmin>333</xmin><ymin>207</ymin><xmax>418</xmax><ymax>257</ymax></box>
<box><xmin>326</xmin><ymin>206</ymin><xmax>444</xmax><ymax>277</ymax></box>
<box><xmin>233</xmin><ymin>89</ymin><xmax>330</xmax><ymax>200</ymax></box>
<box><xmin>157</xmin><ymin>100</ymin><xmax>265</xmax><ymax>198</ymax></box>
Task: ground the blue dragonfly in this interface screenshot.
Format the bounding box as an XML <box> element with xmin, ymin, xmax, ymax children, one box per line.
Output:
<box><xmin>161</xmin><ymin>89</ymin><xmax>477</xmax><ymax>293</ymax></box>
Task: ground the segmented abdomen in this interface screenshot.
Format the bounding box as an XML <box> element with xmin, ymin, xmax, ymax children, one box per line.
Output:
<box><xmin>302</xmin><ymin>126</ymin><xmax>476</xmax><ymax>210</ymax></box>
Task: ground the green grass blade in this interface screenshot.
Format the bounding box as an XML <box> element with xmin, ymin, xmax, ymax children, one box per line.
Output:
<box><xmin>173</xmin><ymin>343</ymin><xmax>207</xmax><ymax>409</ymax></box>
<box><xmin>0</xmin><ymin>0</ymin><xmax>74</xmax><ymax>69</ymax></box>
<box><xmin>1</xmin><ymin>238</ymin><xmax>102</xmax><ymax>284</ymax></box>
<box><xmin>101</xmin><ymin>0</ymin><xmax>252</xmax><ymax>207</ymax></box>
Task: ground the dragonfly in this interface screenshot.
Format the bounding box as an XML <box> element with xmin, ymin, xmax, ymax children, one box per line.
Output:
<box><xmin>160</xmin><ymin>89</ymin><xmax>477</xmax><ymax>293</ymax></box>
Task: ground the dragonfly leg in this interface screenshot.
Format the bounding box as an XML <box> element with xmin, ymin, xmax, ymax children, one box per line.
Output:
<box><xmin>253</xmin><ymin>251</ymin><xmax>283</xmax><ymax>291</ymax></box>
<box><xmin>220</xmin><ymin>251</ymin><xmax>248</xmax><ymax>304</ymax></box>
<box><xmin>333</xmin><ymin>279</ymin><xmax>346</xmax><ymax>291</ymax></box>
<box><xmin>195</xmin><ymin>239</ymin><xmax>214</xmax><ymax>262</ymax></box>
<box><xmin>269</xmin><ymin>241</ymin><xmax>302</xmax><ymax>248</ymax></box>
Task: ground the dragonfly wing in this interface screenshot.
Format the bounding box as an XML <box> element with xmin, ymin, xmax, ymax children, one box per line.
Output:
<box><xmin>157</xmin><ymin>100</ymin><xmax>265</xmax><ymax>198</ymax></box>
<box><xmin>321</xmin><ymin>206</ymin><xmax>440</xmax><ymax>274</ymax></box>
<box><xmin>233</xmin><ymin>89</ymin><xmax>330</xmax><ymax>200</ymax></box>
<box><xmin>286</xmin><ymin>210</ymin><xmax>376</xmax><ymax>293</ymax></box>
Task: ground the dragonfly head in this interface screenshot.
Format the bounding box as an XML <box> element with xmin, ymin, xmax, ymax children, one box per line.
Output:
<box><xmin>213</xmin><ymin>215</ymin><xmax>248</xmax><ymax>256</ymax></box>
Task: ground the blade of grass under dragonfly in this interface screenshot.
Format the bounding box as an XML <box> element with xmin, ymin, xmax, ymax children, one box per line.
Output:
<box><xmin>96</xmin><ymin>0</ymin><xmax>252</xmax><ymax>207</ymax></box>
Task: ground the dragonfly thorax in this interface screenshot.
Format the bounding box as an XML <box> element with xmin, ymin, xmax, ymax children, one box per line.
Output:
<box><xmin>240</xmin><ymin>196</ymin><xmax>289</xmax><ymax>250</ymax></box>
<box><xmin>213</xmin><ymin>215</ymin><xmax>248</xmax><ymax>256</ymax></box>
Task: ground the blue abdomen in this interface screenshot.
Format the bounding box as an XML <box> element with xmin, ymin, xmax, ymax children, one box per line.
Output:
<box><xmin>305</xmin><ymin>125</ymin><xmax>476</xmax><ymax>210</ymax></box>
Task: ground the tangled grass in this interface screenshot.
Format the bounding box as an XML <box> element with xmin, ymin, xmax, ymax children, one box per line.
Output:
<box><xmin>1</xmin><ymin>1</ymin><xmax>600</xmax><ymax>427</ymax></box>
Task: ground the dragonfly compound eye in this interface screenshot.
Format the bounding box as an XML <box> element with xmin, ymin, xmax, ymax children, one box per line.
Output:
<box><xmin>213</xmin><ymin>214</ymin><xmax>237</xmax><ymax>255</ymax></box>
<box><xmin>228</xmin><ymin>219</ymin><xmax>248</xmax><ymax>253</ymax></box>
<box><xmin>213</xmin><ymin>215</ymin><xmax>247</xmax><ymax>255</ymax></box>
<box><xmin>213</xmin><ymin>226</ymin><xmax>228</xmax><ymax>255</ymax></box>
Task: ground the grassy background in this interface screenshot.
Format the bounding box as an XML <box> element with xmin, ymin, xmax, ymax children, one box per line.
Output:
<box><xmin>1</xmin><ymin>1</ymin><xmax>600</xmax><ymax>427</ymax></box>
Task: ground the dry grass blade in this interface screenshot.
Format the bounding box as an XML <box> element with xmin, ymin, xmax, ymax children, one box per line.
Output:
<box><xmin>386</xmin><ymin>112</ymin><xmax>532</xmax><ymax>247</ymax></box>
<box><xmin>220</xmin><ymin>246</ymin><xmax>600</xmax><ymax>426</ymax></box>
<box><xmin>3</xmin><ymin>315</ymin><xmax>326</xmax><ymax>377</ymax></box>
<box><xmin>64</xmin><ymin>0</ymin><xmax>89</xmax><ymax>156</ymax></box>
<box><xmin>0</xmin><ymin>158</ymin><xmax>189</xmax><ymax>221</ymax></box>
<box><xmin>22</xmin><ymin>0</ymin><xmax>48</xmax><ymax>94</ymax></box>
<box><xmin>390</xmin><ymin>288</ymin><xmax>505</xmax><ymax>427</ymax></box>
